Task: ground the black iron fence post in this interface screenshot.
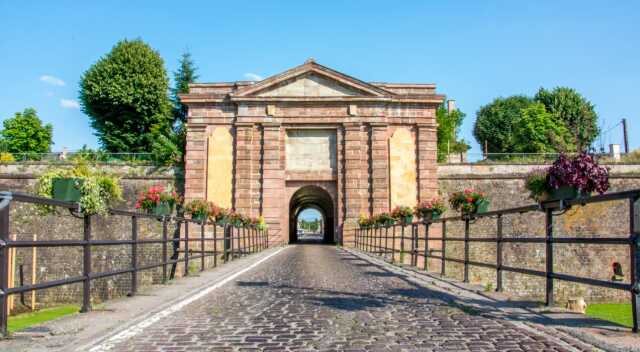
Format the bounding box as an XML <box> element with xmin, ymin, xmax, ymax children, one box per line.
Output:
<box><xmin>184</xmin><ymin>221</ymin><xmax>190</xmax><ymax>276</ymax></box>
<box><xmin>374</xmin><ymin>227</ymin><xmax>379</xmax><ymax>254</ymax></box>
<box><xmin>230</xmin><ymin>226</ymin><xmax>235</xmax><ymax>260</ymax></box>
<box><xmin>423</xmin><ymin>222</ymin><xmax>429</xmax><ymax>271</ymax></box>
<box><xmin>496</xmin><ymin>214</ymin><xmax>503</xmax><ymax>292</ymax></box>
<box><xmin>252</xmin><ymin>228</ymin><xmax>256</xmax><ymax>253</ymax></box>
<box><xmin>631</xmin><ymin>196</ymin><xmax>639</xmax><ymax>333</ymax></box>
<box><xmin>130</xmin><ymin>216</ymin><xmax>138</xmax><ymax>296</ymax></box>
<box><xmin>213</xmin><ymin>225</ymin><xmax>218</xmax><ymax>267</ymax></box>
<box><xmin>224</xmin><ymin>225</ymin><xmax>230</xmax><ymax>262</ymax></box>
<box><xmin>242</xmin><ymin>227</ymin><xmax>247</xmax><ymax>255</ymax></box>
<box><xmin>162</xmin><ymin>218</ymin><xmax>168</xmax><ymax>284</ymax></box>
<box><xmin>384</xmin><ymin>226</ymin><xmax>389</xmax><ymax>258</ymax></box>
<box><xmin>200</xmin><ymin>222</ymin><xmax>205</xmax><ymax>272</ymax></box>
<box><xmin>400</xmin><ymin>224</ymin><xmax>405</xmax><ymax>264</ymax></box>
<box><xmin>441</xmin><ymin>221</ymin><xmax>446</xmax><ymax>276</ymax></box>
<box><xmin>545</xmin><ymin>208</ymin><xmax>554</xmax><ymax>306</ymax></box>
<box><xmin>391</xmin><ymin>226</ymin><xmax>396</xmax><ymax>262</ymax></box>
<box><xmin>0</xmin><ymin>197</ymin><xmax>10</xmax><ymax>336</ymax></box>
<box><xmin>365</xmin><ymin>228</ymin><xmax>369</xmax><ymax>252</ymax></box>
<box><xmin>410</xmin><ymin>224</ymin><xmax>416</xmax><ymax>266</ymax></box>
<box><xmin>364</xmin><ymin>228</ymin><xmax>368</xmax><ymax>252</ymax></box>
<box><xmin>80</xmin><ymin>214</ymin><xmax>92</xmax><ymax>313</ymax></box>
<box><xmin>379</xmin><ymin>226</ymin><xmax>383</xmax><ymax>255</ymax></box>
<box><xmin>463</xmin><ymin>218</ymin><xmax>470</xmax><ymax>283</ymax></box>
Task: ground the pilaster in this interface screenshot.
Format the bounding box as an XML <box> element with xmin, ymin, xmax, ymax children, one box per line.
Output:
<box><xmin>370</xmin><ymin>123</ymin><xmax>389</xmax><ymax>213</ymax></box>
<box><xmin>184</xmin><ymin>124</ymin><xmax>207</xmax><ymax>200</ymax></box>
<box><xmin>416</xmin><ymin>123</ymin><xmax>438</xmax><ymax>202</ymax></box>
<box><xmin>260</xmin><ymin>123</ymin><xmax>285</xmax><ymax>243</ymax></box>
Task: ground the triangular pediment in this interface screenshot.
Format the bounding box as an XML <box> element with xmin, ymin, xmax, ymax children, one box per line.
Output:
<box><xmin>256</xmin><ymin>73</ymin><xmax>364</xmax><ymax>97</ymax></box>
<box><xmin>231</xmin><ymin>59</ymin><xmax>395</xmax><ymax>99</ymax></box>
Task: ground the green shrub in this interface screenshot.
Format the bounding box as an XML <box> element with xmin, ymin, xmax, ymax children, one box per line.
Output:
<box><xmin>34</xmin><ymin>161</ymin><xmax>122</xmax><ymax>215</ymax></box>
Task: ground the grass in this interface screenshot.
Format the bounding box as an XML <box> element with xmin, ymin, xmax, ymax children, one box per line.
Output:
<box><xmin>8</xmin><ymin>305</ymin><xmax>79</xmax><ymax>333</ymax></box>
<box><xmin>585</xmin><ymin>303</ymin><xmax>633</xmax><ymax>328</ymax></box>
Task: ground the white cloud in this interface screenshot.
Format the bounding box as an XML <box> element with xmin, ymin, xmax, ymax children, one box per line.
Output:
<box><xmin>60</xmin><ymin>99</ymin><xmax>80</xmax><ymax>109</ymax></box>
<box><xmin>243</xmin><ymin>72</ymin><xmax>263</xmax><ymax>81</ymax></box>
<box><xmin>40</xmin><ymin>75</ymin><xmax>66</xmax><ymax>86</ymax></box>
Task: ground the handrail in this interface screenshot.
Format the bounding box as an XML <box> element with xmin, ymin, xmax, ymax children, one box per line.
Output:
<box><xmin>0</xmin><ymin>191</ymin><xmax>270</xmax><ymax>336</ymax></box>
<box><xmin>355</xmin><ymin>189</ymin><xmax>640</xmax><ymax>333</ymax></box>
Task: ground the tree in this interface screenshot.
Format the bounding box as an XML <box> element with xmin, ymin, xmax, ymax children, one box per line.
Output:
<box><xmin>151</xmin><ymin>51</ymin><xmax>199</xmax><ymax>165</ymax></box>
<box><xmin>436</xmin><ymin>103</ymin><xmax>470</xmax><ymax>162</ymax></box>
<box><xmin>473</xmin><ymin>95</ymin><xmax>533</xmax><ymax>154</ymax></box>
<box><xmin>511</xmin><ymin>103</ymin><xmax>570</xmax><ymax>153</ymax></box>
<box><xmin>0</xmin><ymin>108</ymin><xmax>53</xmax><ymax>156</ymax></box>
<box><xmin>534</xmin><ymin>87</ymin><xmax>599</xmax><ymax>151</ymax></box>
<box><xmin>171</xmin><ymin>51</ymin><xmax>198</xmax><ymax>124</ymax></box>
<box><xmin>79</xmin><ymin>39</ymin><xmax>172</xmax><ymax>153</ymax></box>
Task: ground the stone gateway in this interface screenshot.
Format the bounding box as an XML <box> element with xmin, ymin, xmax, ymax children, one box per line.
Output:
<box><xmin>180</xmin><ymin>60</ymin><xmax>444</xmax><ymax>245</ymax></box>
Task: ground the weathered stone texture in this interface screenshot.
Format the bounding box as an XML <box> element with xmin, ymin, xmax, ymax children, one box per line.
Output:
<box><xmin>389</xmin><ymin>127</ymin><xmax>417</xmax><ymax>208</ymax></box>
<box><xmin>206</xmin><ymin>126</ymin><xmax>233</xmax><ymax>208</ymax></box>
<box><xmin>436</xmin><ymin>163</ymin><xmax>640</xmax><ymax>302</ymax></box>
<box><xmin>181</xmin><ymin>60</ymin><xmax>442</xmax><ymax>244</ymax></box>
<box><xmin>0</xmin><ymin>165</ymin><xmax>187</xmax><ymax>308</ymax></box>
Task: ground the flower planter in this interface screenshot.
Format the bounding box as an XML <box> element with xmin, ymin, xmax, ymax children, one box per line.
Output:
<box><xmin>401</xmin><ymin>215</ymin><xmax>413</xmax><ymax>225</ymax></box>
<box><xmin>52</xmin><ymin>178</ymin><xmax>83</xmax><ymax>202</ymax></box>
<box><xmin>541</xmin><ymin>186</ymin><xmax>590</xmax><ymax>202</ymax></box>
<box><xmin>191</xmin><ymin>213</ymin><xmax>207</xmax><ymax>222</ymax></box>
<box><xmin>476</xmin><ymin>199</ymin><xmax>489</xmax><ymax>213</ymax></box>
<box><xmin>216</xmin><ymin>216</ymin><xmax>228</xmax><ymax>226</ymax></box>
<box><xmin>461</xmin><ymin>200</ymin><xmax>490</xmax><ymax>217</ymax></box>
<box><xmin>152</xmin><ymin>201</ymin><xmax>173</xmax><ymax>216</ymax></box>
<box><xmin>420</xmin><ymin>211</ymin><xmax>441</xmax><ymax>222</ymax></box>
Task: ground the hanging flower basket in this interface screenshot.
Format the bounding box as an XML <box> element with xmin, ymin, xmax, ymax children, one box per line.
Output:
<box><xmin>184</xmin><ymin>199</ymin><xmax>210</xmax><ymax>223</ymax></box>
<box><xmin>449</xmin><ymin>189</ymin><xmax>489</xmax><ymax>216</ymax></box>
<box><xmin>135</xmin><ymin>185</ymin><xmax>179</xmax><ymax>217</ymax></box>
<box><xmin>415</xmin><ymin>197</ymin><xmax>446</xmax><ymax>222</ymax></box>
<box><xmin>52</xmin><ymin>178</ymin><xmax>83</xmax><ymax>202</ymax></box>
<box><xmin>525</xmin><ymin>153</ymin><xmax>608</xmax><ymax>204</ymax></box>
<box><xmin>391</xmin><ymin>206</ymin><xmax>414</xmax><ymax>225</ymax></box>
<box><xmin>152</xmin><ymin>201</ymin><xmax>174</xmax><ymax>217</ymax></box>
<box><xmin>35</xmin><ymin>163</ymin><xmax>122</xmax><ymax>215</ymax></box>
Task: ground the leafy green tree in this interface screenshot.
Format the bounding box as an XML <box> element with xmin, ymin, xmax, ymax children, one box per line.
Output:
<box><xmin>79</xmin><ymin>39</ymin><xmax>172</xmax><ymax>153</ymax></box>
<box><xmin>151</xmin><ymin>51</ymin><xmax>199</xmax><ymax>165</ymax></box>
<box><xmin>534</xmin><ymin>87</ymin><xmax>599</xmax><ymax>151</ymax></box>
<box><xmin>0</xmin><ymin>108</ymin><xmax>53</xmax><ymax>156</ymax></box>
<box><xmin>473</xmin><ymin>95</ymin><xmax>533</xmax><ymax>154</ymax></box>
<box><xmin>436</xmin><ymin>103</ymin><xmax>470</xmax><ymax>162</ymax></box>
<box><xmin>171</xmin><ymin>51</ymin><xmax>198</xmax><ymax>124</ymax></box>
<box><xmin>512</xmin><ymin>103</ymin><xmax>570</xmax><ymax>153</ymax></box>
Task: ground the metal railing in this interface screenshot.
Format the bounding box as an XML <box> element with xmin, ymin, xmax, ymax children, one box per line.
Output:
<box><xmin>355</xmin><ymin>190</ymin><xmax>640</xmax><ymax>332</ymax></box>
<box><xmin>0</xmin><ymin>152</ymin><xmax>155</xmax><ymax>164</ymax></box>
<box><xmin>446</xmin><ymin>152</ymin><xmax>639</xmax><ymax>164</ymax></box>
<box><xmin>0</xmin><ymin>191</ymin><xmax>268</xmax><ymax>336</ymax></box>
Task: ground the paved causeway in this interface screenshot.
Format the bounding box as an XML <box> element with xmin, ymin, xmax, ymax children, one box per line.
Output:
<box><xmin>96</xmin><ymin>245</ymin><xmax>595</xmax><ymax>352</ymax></box>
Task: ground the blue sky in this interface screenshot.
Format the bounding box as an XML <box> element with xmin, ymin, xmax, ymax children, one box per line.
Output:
<box><xmin>1</xmin><ymin>1</ymin><xmax>638</xmax><ymax>155</ymax></box>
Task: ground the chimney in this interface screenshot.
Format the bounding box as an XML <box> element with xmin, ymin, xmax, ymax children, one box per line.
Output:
<box><xmin>447</xmin><ymin>100</ymin><xmax>456</xmax><ymax>113</ymax></box>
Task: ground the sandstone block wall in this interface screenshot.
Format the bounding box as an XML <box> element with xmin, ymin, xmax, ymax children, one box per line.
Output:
<box><xmin>435</xmin><ymin>163</ymin><xmax>640</xmax><ymax>303</ymax></box>
<box><xmin>0</xmin><ymin>164</ymin><xmax>195</xmax><ymax>310</ymax></box>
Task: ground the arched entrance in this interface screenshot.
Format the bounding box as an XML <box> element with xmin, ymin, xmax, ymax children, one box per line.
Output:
<box><xmin>289</xmin><ymin>185</ymin><xmax>335</xmax><ymax>244</ymax></box>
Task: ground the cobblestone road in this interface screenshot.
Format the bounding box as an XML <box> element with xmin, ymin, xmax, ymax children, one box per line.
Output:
<box><xmin>101</xmin><ymin>245</ymin><xmax>597</xmax><ymax>352</ymax></box>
